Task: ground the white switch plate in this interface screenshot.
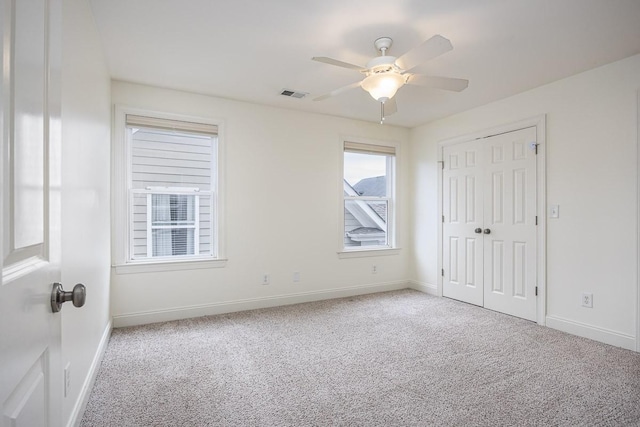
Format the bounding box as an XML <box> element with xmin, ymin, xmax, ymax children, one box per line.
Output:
<box><xmin>550</xmin><ymin>205</ymin><xmax>560</xmax><ymax>218</ymax></box>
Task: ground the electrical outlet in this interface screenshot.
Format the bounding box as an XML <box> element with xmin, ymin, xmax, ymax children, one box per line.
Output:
<box><xmin>64</xmin><ymin>363</ymin><xmax>71</xmax><ymax>398</ymax></box>
<box><xmin>550</xmin><ymin>205</ymin><xmax>560</xmax><ymax>218</ymax></box>
<box><xmin>293</xmin><ymin>272</ymin><xmax>300</xmax><ymax>283</ymax></box>
<box><xmin>581</xmin><ymin>292</ymin><xmax>593</xmax><ymax>308</ymax></box>
<box><xmin>262</xmin><ymin>274</ymin><xmax>270</xmax><ymax>285</ymax></box>
<box><xmin>372</xmin><ymin>265</ymin><xmax>377</xmax><ymax>274</ymax></box>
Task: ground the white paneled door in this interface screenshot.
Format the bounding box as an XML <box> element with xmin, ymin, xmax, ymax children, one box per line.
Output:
<box><xmin>442</xmin><ymin>139</ymin><xmax>484</xmax><ymax>306</ymax></box>
<box><xmin>443</xmin><ymin>127</ymin><xmax>538</xmax><ymax>321</ymax></box>
<box><xmin>1</xmin><ymin>0</ymin><xmax>63</xmax><ymax>426</ymax></box>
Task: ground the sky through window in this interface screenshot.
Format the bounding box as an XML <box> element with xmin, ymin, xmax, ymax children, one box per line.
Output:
<box><xmin>344</xmin><ymin>152</ymin><xmax>386</xmax><ymax>187</ymax></box>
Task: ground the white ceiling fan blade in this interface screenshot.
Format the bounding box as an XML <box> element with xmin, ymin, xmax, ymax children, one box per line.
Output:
<box><xmin>313</xmin><ymin>81</ymin><xmax>362</xmax><ymax>101</ymax></box>
<box><xmin>407</xmin><ymin>75</ymin><xmax>469</xmax><ymax>92</ymax></box>
<box><xmin>312</xmin><ymin>57</ymin><xmax>366</xmax><ymax>72</ymax></box>
<box><xmin>384</xmin><ymin>97</ymin><xmax>397</xmax><ymax>116</ymax></box>
<box><xmin>396</xmin><ymin>35</ymin><xmax>453</xmax><ymax>72</ymax></box>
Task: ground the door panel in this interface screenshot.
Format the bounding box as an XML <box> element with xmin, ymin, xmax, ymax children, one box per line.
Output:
<box><xmin>490</xmin><ymin>240</ymin><xmax>504</xmax><ymax>293</ymax></box>
<box><xmin>443</xmin><ymin>140</ymin><xmax>483</xmax><ymax>306</ymax></box>
<box><xmin>1</xmin><ymin>0</ymin><xmax>62</xmax><ymax>425</ymax></box>
<box><xmin>491</xmin><ymin>172</ymin><xmax>503</xmax><ymax>224</ymax></box>
<box><xmin>3</xmin><ymin>354</ymin><xmax>47</xmax><ymax>427</ymax></box>
<box><xmin>483</xmin><ymin>127</ymin><xmax>537</xmax><ymax>321</ymax></box>
<box><xmin>13</xmin><ymin>0</ymin><xmax>46</xmax><ymax>249</ymax></box>
<box><xmin>442</xmin><ymin>127</ymin><xmax>537</xmax><ymax>320</ymax></box>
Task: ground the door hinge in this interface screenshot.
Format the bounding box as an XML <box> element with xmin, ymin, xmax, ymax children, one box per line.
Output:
<box><xmin>441</xmin><ymin>268</ymin><xmax>444</xmax><ymax>277</ymax></box>
<box><xmin>438</xmin><ymin>160</ymin><xmax>444</xmax><ymax>170</ymax></box>
<box><xmin>535</xmin><ymin>216</ymin><xmax>538</xmax><ymax>225</ymax></box>
<box><xmin>535</xmin><ymin>286</ymin><xmax>538</xmax><ymax>296</ymax></box>
<box><xmin>531</xmin><ymin>142</ymin><xmax>540</xmax><ymax>155</ymax></box>
<box><xmin>442</xmin><ymin>215</ymin><xmax>445</xmax><ymax>223</ymax></box>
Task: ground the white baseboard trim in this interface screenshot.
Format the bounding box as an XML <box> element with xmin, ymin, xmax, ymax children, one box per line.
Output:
<box><xmin>113</xmin><ymin>281</ymin><xmax>410</xmax><ymax>328</ymax></box>
<box><xmin>546</xmin><ymin>315</ymin><xmax>636</xmax><ymax>351</ymax></box>
<box><xmin>408</xmin><ymin>280</ymin><xmax>438</xmax><ymax>296</ymax></box>
<box><xmin>67</xmin><ymin>320</ymin><xmax>112</xmax><ymax>427</ymax></box>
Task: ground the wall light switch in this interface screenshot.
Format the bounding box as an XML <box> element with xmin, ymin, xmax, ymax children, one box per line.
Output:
<box><xmin>549</xmin><ymin>205</ymin><xmax>560</xmax><ymax>218</ymax></box>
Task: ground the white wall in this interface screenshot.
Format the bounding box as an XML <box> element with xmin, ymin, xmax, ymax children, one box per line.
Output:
<box><xmin>111</xmin><ymin>82</ymin><xmax>410</xmax><ymax>326</ymax></box>
<box><xmin>61</xmin><ymin>0</ymin><xmax>111</xmax><ymax>425</ymax></box>
<box><xmin>409</xmin><ymin>54</ymin><xmax>640</xmax><ymax>350</ymax></box>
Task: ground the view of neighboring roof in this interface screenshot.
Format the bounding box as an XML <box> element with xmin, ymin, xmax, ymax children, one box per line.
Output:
<box><xmin>347</xmin><ymin>227</ymin><xmax>383</xmax><ymax>235</ymax></box>
<box><xmin>346</xmin><ymin>226</ymin><xmax>385</xmax><ymax>244</ymax></box>
<box><xmin>352</xmin><ymin>176</ymin><xmax>387</xmax><ymax>222</ymax></box>
<box><xmin>353</xmin><ymin>176</ymin><xmax>385</xmax><ymax>197</ymax></box>
<box><xmin>343</xmin><ymin>177</ymin><xmax>386</xmax><ymax>245</ymax></box>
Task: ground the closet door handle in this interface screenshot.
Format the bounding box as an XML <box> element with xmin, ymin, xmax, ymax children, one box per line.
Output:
<box><xmin>483</xmin><ymin>228</ymin><xmax>491</xmax><ymax>234</ymax></box>
<box><xmin>474</xmin><ymin>228</ymin><xmax>482</xmax><ymax>234</ymax></box>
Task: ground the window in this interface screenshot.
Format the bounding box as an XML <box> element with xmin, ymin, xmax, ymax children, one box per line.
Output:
<box><xmin>114</xmin><ymin>110</ymin><xmax>224</xmax><ymax>270</ymax></box>
<box><xmin>149</xmin><ymin>193</ymin><xmax>197</xmax><ymax>257</ymax></box>
<box><xmin>342</xmin><ymin>140</ymin><xmax>396</xmax><ymax>251</ymax></box>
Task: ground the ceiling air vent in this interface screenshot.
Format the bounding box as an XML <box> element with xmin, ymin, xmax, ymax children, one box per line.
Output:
<box><xmin>280</xmin><ymin>89</ymin><xmax>308</xmax><ymax>99</ymax></box>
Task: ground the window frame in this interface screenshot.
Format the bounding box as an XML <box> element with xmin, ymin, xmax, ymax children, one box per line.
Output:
<box><xmin>113</xmin><ymin>106</ymin><xmax>226</xmax><ymax>273</ymax></box>
<box><xmin>339</xmin><ymin>137</ymin><xmax>400</xmax><ymax>258</ymax></box>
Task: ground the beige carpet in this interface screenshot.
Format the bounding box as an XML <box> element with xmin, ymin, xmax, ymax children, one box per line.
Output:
<box><xmin>81</xmin><ymin>290</ymin><xmax>640</xmax><ymax>426</ymax></box>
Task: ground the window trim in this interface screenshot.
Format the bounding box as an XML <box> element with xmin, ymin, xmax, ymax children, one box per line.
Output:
<box><xmin>339</xmin><ymin>136</ymin><xmax>399</xmax><ymax>256</ymax></box>
<box><xmin>113</xmin><ymin>106</ymin><xmax>226</xmax><ymax>272</ymax></box>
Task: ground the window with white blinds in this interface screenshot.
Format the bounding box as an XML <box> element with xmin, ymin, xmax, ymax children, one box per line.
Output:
<box><xmin>125</xmin><ymin>114</ymin><xmax>218</xmax><ymax>261</ymax></box>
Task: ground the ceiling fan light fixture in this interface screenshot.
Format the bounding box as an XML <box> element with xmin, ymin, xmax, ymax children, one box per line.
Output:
<box><xmin>361</xmin><ymin>72</ymin><xmax>405</xmax><ymax>102</ymax></box>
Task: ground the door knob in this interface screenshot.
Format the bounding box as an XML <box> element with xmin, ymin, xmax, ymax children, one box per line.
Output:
<box><xmin>51</xmin><ymin>283</ymin><xmax>86</xmax><ymax>313</ymax></box>
<box><xmin>483</xmin><ymin>228</ymin><xmax>491</xmax><ymax>234</ymax></box>
<box><xmin>474</xmin><ymin>228</ymin><xmax>482</xmax><ymax>234</ymax></box>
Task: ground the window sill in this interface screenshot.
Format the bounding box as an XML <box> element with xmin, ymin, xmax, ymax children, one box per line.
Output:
<box><xmin>113</xmin><ymin>258</ymin><xmax>228</xmax><ymax>274</ymax></box>
<box><xmin>337</xmin><ymin>248</ymin><xmax>401</xmax><ymax>259</ymax></box>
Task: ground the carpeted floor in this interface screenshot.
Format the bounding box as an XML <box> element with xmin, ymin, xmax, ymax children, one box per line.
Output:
<box><xmin>81</xmin><ymin>290</ymin><xmax>640</xmax><ymax>426</ymax></box>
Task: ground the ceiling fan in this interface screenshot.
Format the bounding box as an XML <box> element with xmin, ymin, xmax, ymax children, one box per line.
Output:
<box><xmin>312</xmin><ymin>35</ymin><xmax>468</xmax><ymax>123</ymax></box>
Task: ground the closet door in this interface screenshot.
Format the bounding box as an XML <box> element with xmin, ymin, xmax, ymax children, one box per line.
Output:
<box><xmin>483</xmin><ymin>127</ymin><xmax>537</xmax><ymax>321</ymax></box>
<box><xmin>442</xmin><ymin>127</ymin><xmax>538</xmax><ymax>321</ymax></box>
<box><xmin>442</xmin><ymin>139</ymin><xmax>484</xmax><ymax>306</ymax></box>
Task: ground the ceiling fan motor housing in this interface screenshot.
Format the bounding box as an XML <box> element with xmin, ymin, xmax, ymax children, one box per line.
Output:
<box><xmin>366</xmin><ymin>56</ymin><xmax>400</xmax><ymax>73</ymax></box>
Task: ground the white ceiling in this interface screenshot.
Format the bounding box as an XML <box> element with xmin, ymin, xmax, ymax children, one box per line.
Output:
<box><xmin>89</xmin><ymin>0</ymin><xmax>640</xmax><ymax>128</ymax></box>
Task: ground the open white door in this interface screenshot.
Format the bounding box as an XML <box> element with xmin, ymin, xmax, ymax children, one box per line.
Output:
<box><xmin>1</xmin><ymin>0</ymin><xmax>63</xmax><ymax>425</ymax></box>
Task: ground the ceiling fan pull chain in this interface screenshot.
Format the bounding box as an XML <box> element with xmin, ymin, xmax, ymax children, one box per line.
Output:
<box><xmin>380</xmin><ymin>102</ymin><xmax>384</xmax><ymax>124</ymax></box>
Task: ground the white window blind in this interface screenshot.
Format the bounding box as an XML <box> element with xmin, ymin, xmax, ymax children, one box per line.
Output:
<box><xmin>126</xmin><ymin>114</ymin><xmax>218</xmax><ymax>135</ymax></box>
<box><xmin>344</xmin><ymin>141</ymin><xmax>395</xmax><ymax>156</ymax></box>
